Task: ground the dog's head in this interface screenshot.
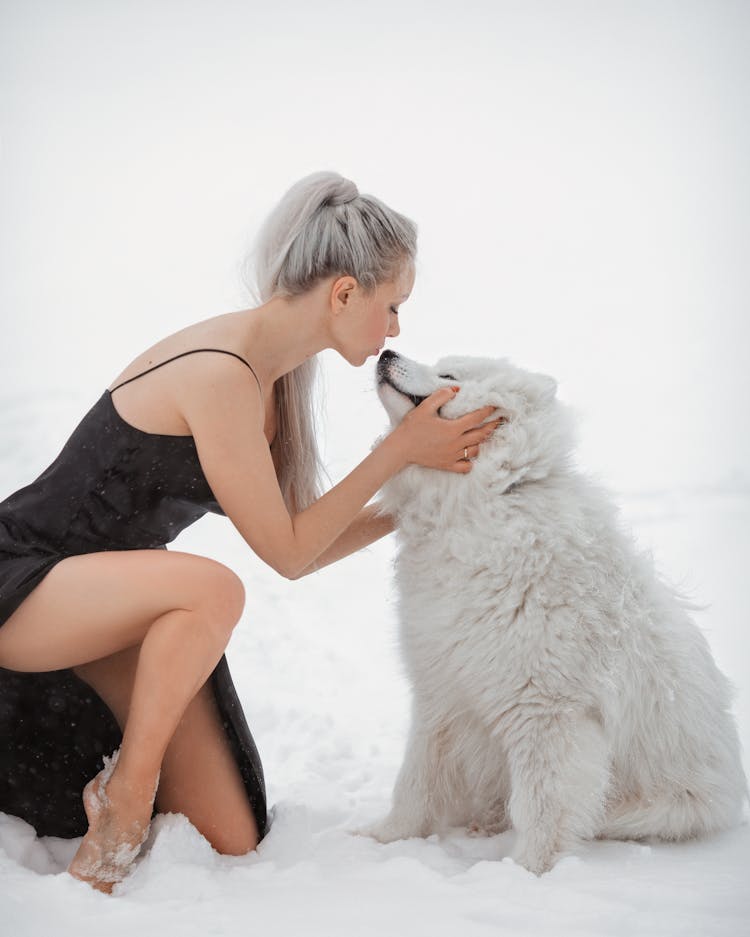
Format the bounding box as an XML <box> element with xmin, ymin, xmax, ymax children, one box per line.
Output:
<box><xmin>375</xmin><ymin>350</ymin><xmax>576</xmax><ymax>509</ymax></box>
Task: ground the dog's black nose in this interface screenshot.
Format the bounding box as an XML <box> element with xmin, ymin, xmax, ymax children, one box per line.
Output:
<box><xmin>376</xmin><ymin>349</ymin><xmax>399</xmax><ymax>381</ymax></box>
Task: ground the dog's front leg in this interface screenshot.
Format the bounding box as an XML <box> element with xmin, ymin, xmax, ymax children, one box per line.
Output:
<box><xmin>502</xmin><ymin>704</ymin><xmax>610</xmax><ymax>875</ymax></box>
<box><xmin>358</xmin><ymin>716</ymin><xmax>453</xmax><ymax>843</ymax></box>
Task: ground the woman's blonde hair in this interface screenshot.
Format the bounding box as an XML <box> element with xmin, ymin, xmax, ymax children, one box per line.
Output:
<box><xmin>243</xmin><ymin>171</ymin><xmax>418</xmax><ymax>513</ymax></box>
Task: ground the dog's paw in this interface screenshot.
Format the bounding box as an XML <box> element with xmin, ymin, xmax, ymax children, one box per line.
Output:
<box><xmin>351</xmin><ymin>818</ymin><xmax>412</xmax><ymax>844</ymax></box>
<box><xmin>510</xmin><ymin>840</ymin><xmax>557</xmax><ymax>876</ymax></box>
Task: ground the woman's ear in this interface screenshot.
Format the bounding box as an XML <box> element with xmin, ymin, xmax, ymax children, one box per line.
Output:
<box><xmin>330</xmin><ymin>275</ymin><xmax>358</xmax><ymax>315</ymax></box>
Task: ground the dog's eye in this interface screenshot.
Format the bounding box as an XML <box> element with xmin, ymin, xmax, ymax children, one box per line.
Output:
<box><xmin>438</xmin><ymin>373</ymin><xmax>456</xmax><ymax>381</ymax></box>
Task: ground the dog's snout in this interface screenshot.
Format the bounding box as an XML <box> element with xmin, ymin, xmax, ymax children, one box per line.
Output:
<box><xmin>377</xmin><ymin>349</ymin><xmax>399</xmax><ymax>383</ymax></box>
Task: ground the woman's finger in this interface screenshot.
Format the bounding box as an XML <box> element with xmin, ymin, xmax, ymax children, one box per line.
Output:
<box><xmin>457</xmin><ymin>404</ymin><xmax>498</xmax><ymax>430</ymax></box>
<box><xmin>417</xmin><ymin>385</ymin><xmax>458</xmax><ymax>414</ymax></box>
<box><xmin>456</xmin><ymin>442</ymin><xmax>481</xmax><ymax>461</ymax></box>
<box><xmin>449</xmin><ymin>457</ymin><xmax>473</xmax><ymax>473</ymax></box>
<box><xmin>460</xmin><ymin>424</ymin><xmax>499</xmax><ymax>447</ymax></box>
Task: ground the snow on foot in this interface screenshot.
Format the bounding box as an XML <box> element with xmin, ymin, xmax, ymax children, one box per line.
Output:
<box><xmin>67</xmin><ymin>749</ymin><xmax>159</xmax><ymax>894</ymax></box>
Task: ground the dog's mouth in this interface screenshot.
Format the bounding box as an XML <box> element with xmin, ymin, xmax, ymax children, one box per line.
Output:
<box><xmin>376</xmin><ymin>350</ymin><xmax>429</xmax><ymax>408</ymax></box>
<box><xmin>378</xmin><ymin>374</ymin><xmax>427</xmax><ymax>408</ymax></box>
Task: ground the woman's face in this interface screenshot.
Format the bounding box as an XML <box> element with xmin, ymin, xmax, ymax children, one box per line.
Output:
<box><xmin>333</xmin><ymin>262</ymin><xmax>415</xmax><ymax>367</ymax></box>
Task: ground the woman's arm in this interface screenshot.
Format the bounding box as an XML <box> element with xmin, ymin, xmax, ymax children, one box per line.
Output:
<box><xmin>292</xmin><ymin>502</ymin><xmax>395</xmax><ymax>578</ymax></box>
<box><xmin>181</xmin><ymin>357</ymin><xmax>496</xmax><ymax>580</ymax></box>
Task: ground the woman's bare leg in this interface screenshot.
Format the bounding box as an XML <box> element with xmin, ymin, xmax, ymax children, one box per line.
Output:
<box><xmin>74</xmin><ymin>644</ymin><xmax>260</xmax><ymax>855</ymax></box>
<box><xmin>0</xmin><ymin>548</ymin><xmax>246</xmax><ymax>892</ymax></box>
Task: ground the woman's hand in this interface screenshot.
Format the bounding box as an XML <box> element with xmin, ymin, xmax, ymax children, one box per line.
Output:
<box><xmin>389</xmin><ymin>386</ymin><xmax>500</xmax><ymax>474</ymax></box>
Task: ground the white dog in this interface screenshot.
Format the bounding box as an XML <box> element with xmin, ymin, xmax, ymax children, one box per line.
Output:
<box><xmin>363</xmin><ymin>349</ymin><xmax>748</xmax><ymax>875</ymax></box>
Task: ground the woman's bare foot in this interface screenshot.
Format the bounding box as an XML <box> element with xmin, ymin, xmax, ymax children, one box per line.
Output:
<box><xmin>67</xmin><ymin>749</ymin><xmax>160</xmax><ymax>894</ymax></box>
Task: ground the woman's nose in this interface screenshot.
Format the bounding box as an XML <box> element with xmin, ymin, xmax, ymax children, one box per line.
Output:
<box><xmin>388</xmin><ymin>317</ymin><xmax>400</xmax><ymax>338</ymax></box>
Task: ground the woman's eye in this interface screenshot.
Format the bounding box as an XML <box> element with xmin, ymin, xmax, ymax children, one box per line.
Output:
<box><xmin>438</xmin><ymin>373</ymin><xmax>456</xmax><ymax>381</ymax></box>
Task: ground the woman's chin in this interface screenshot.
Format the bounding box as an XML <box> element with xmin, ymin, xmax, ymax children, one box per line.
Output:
<box><xmin>339</xmin><ymin>347</ymin><xmax>378</xmax><ymax>367</ymax></box>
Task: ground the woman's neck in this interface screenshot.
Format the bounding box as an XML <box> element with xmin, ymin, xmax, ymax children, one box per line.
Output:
<box><xmin>236</xmin><ymin>282</ymin><xmax>335</xmax><ymax>387</ymax></box>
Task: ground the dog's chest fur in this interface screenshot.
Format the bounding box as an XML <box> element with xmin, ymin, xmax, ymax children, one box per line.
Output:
<box><xmin>383</xmin><ymin>468</ymin><xmax>679</xmax><ymax>727</ymax></box>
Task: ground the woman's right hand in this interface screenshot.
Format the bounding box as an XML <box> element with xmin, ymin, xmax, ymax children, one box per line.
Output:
<box><xmin>389</xmin><ymin>387</ymin><xmax>500</xmax><ymax>474</ymax></box>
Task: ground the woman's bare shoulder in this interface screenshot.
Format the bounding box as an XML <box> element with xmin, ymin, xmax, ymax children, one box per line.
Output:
<box><xmin>105</xmin><ymin>313</ymin><xmax>259</xmax><ymax>437</ymax></box>
<box><xmin>107</xmin><ymin>313</ymin><xmax>244</xmax><ymax>389</ymax></box>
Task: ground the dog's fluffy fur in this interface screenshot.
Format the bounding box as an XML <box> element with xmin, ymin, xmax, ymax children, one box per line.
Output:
<box><xmin>363</xmin><ymin>350</ymin><xmax>748</xmax><ymax>875</ymax></box>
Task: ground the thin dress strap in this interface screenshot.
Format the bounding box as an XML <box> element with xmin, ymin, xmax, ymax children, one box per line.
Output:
<box><xmin>110</xmin><ymin>348</ymin><xmax>263</xmax><ymax>399</ymax></box>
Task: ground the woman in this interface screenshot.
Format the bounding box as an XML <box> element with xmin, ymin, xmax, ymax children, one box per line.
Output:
<box><xmin>0</xmin><ymin>171</ymin><xmax>500</xmax><ymax>893</ymax></box>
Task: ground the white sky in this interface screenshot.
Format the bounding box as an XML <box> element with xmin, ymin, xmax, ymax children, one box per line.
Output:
<box><xmin>1</xmin><ymin>0</ymin><xmax>748</xmax><ymax>491</ymax></box>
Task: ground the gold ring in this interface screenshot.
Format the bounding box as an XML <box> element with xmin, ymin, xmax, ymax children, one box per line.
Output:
<box><xmin>464</xmin><ymin>447</ymin><xmax>468</xmax><ymax>460</ymax></box>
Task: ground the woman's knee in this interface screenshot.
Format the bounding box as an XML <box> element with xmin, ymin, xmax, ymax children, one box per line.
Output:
<box><xmin>190</xmin><ymin>559</ymin><xmax>246</xmax><ymax>634</ymax></box>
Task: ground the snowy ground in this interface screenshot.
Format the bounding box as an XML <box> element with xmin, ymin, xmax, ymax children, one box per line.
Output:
<box><xmin>0</xmin><ymin>387</ymin><xmax>748</xmax><ymax>936</ymax></box>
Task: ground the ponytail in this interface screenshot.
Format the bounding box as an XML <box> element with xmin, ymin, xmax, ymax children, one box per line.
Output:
<box><xmin>243</xmin><ymin>170</ymin><xmax>418</xmax><ymax>513</ymax></box>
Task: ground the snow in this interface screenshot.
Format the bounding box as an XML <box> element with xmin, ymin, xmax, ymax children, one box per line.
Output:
<box><xmin>2</xmin><ymin>0</ymin><xmax>749</xmax><ymax>932</ymax></box>
<box><xmin>3</xmin><ymin>810</ymin><xmax>748</xmax><ymax>936</ymax></box>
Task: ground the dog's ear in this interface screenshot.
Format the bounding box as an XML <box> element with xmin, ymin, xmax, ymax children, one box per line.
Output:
<box><xmin>536</xmin><ymin>375</ymin><xmax>557</xmax><ymax>405</ymax></box>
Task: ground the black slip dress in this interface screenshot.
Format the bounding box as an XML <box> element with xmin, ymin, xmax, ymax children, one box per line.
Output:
<box><xmin>0</xmin><ymin>348</ymin><xmax>268</xmax><ymax>840</ymax></box>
